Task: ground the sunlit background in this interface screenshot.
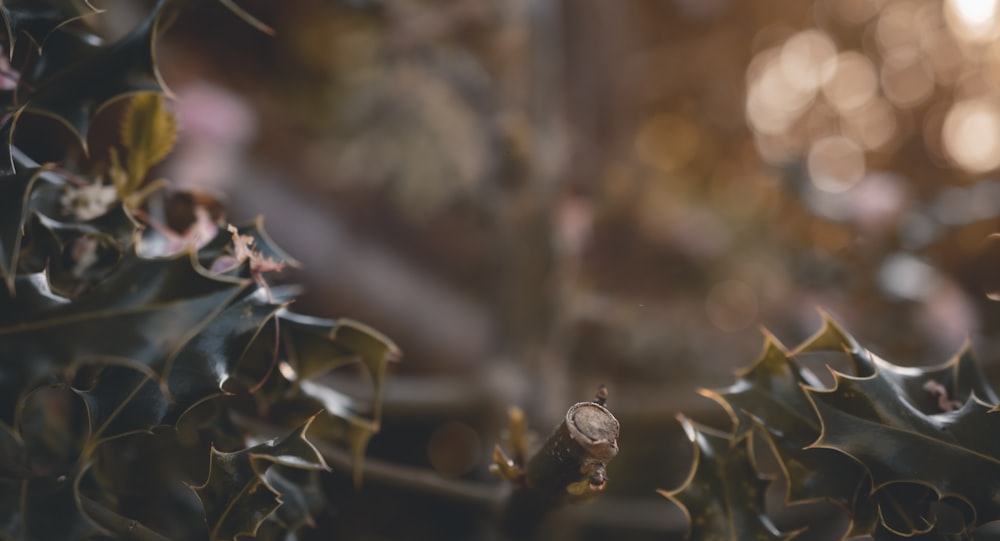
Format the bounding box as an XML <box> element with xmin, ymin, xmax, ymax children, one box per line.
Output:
<box><xmin>122</xmin><ymin>0</ymin><xmax>1000</xmax><ymax>538</ymax></box>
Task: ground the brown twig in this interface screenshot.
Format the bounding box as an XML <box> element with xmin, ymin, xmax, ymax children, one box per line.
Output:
<box><xmin>310</xmin><ymin>437</ymin><xmax>502</xmax><ymax>509</ymax></box>
<box><xmin>496</xmin><ymin>388</ymin><xmax>620</xmax><ymax>538</ymax></box>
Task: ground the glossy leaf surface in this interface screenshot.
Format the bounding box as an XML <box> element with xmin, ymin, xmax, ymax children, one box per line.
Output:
<box><xmin>0</xmin><ymin>0</ymin><xmax>98</xmax><ymax>55</ymax></box>
<box><xmin>24</xmin><ymin>0</ymin><xmax>167</xmax><ymax>144</ymax></box>
<box><xmin>74</xmin><ymin>361</ymin><xmax>169</xmax><ymax>446</ymax></box>
<box><xmin>660</xmin><ymin>416</ymin><xmax>795</xmax><ymax>541</ymax></box>
<box><xmin>166</xmin><ymin>288</ymin><xmax>283</xmax><ymax>415</ymax></box>
<box><xmin>192</xmin><ymin>416</ymin><xmax>328</xmax><ymax>541</ymax></box>
<box><xmin>703</xmin><ymin>332</ymin><xmax>867</xmax><ymax>510</ymax></box>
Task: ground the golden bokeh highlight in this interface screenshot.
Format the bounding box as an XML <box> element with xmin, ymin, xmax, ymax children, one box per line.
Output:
<box><xmin>843</xmin><ymin>97</ymin><xmax>898</xmax><ymax>151</ymax></box>
<box><xmin>945</xmin><ymin>0</ymin><xmax>1000</xmax><ymax>42</ymax></box>
<box><xmin>822</xmin><ymin>52</ymin><xmax>879</xmax><ymax>113</ymax></box>
<box><xmin>744</xmin><ymin>0</ymin><xmax>1000</xmax><ymax>187</ymax></box>
<box><xmin>942</xmin><ymin>98</ymin><xmax>1000</xmax><ymax>173</ymax></box>
<box><xmin>746</xmin><ymin>48</ymin><xmax>815</xmax><ymax>135</ymax></box>
<box><xmin>881</xmin><ymin>60</ymin><xmax>934</xmax><ymax>109</ymax></box>
<box><xmin>781</xmin><ymin>30</ymin><xmax>838</xmax><ymax>93</ymax></box>
<box><xmin>831</xmin><ymin>0</ymin><xmax>885</xmax><ymax>24</ymax></box>
<box><xmin>808</xmin><ymin>135</ymin><xmax>866</xmax><ymax>193</ymax></box>
<box><xmin>875</xmin><ymin>2</ymin><xmax>921</xmax><ymax>66</ymax></box>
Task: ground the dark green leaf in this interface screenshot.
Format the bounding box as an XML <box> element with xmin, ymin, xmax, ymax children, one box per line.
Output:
<box><xmin>278</xmin><ymin>312</ymin><xmax>399</xmax><ymax>483</ymax></box>
<box><xmin>876</xmin><ymin>342</ymin><xmax>1000</xmax><ymax>416</ymax></box>
<box><xmin>75</xmin><ymin>457</ymin><xmax>175</xmax><ymax>541</ymax></box>
<box><xmin>806</xmin><ymin>373</ymin><xmax>1000</xmax><ymax>525</ymax></box>
<box><xmin>0</xmin><ymin>0</ymin><xmax>98</xmax><ymax>56</ymax></box>
<box><xmin>702</xmin><ymin>330</ymin><xmax>868</xmax><ymax>510</ymax></box>
<box><xmin>869</xmin><ymin>495</ymin><xmax>974</xmax><ymax>541</ymax></box>
<box><xmin>870</xmin><ymin>525</ymin><xmax>968</xmax><ymax>541</ymax></box>
<box><xmin>868</xmin><ymin>484</ymin><xmax>973</xmax><ymax>539</ymax></box>
<box><xmin>0</xmin><ymin>271</ymin><xmax>68</xmax><ymax>325</ymax></box>
<box><xmin>0</xmin><ymin>422</ymin><xmax>28</xmax><ymax>479</ymax></box>
<box><xmin>0</xmin><ymin>111</ymin><xmax>59</xmax><ymax>292</ymax></box>
<box><xmin>16</xmin><ymin>476</ymin><xmax>101</xmax><ymax>540</ymax></box>
<box><xmin>192</xmin><ymin>416</ymin><xmax>328</xmax><ymax>541</ymax></box>
<box><xmin>21</xmin><ymin>211</ymin><xmax>132</xmax><ymax>295</ymax></box>
<box><xmin>0</xmin><ymin>273</ymin><xmax>68</xmax><ymax>419</ymax></box>
<box><xmin>73</xmin><ymin>361</ymin><xmax>168</xmax><ymax>447</ymax></box>
<box><xmin>24</xmin><ymin>0</ymin><xmax>168</xmax><ymax>144</ymax></box>
<box><xmin>262</xmin><ymin>465</ymin><xmax>323</xmax><ymax>532</ymax></box>
<box><xmin>0</xmin><ymin>250</ymin><xmax>247</xmax><ymax>402</ymax></box>
<box><xmin>659</xmin><ymin>416</ymin><xmax>796</xmax><ymax>541</ymax></box>
<box><xmin>165</xmin><ymin>288</ymin><xmax>283</xmax><ymax>416</ymax></box>
<box><xmin>0</xmin><ymin>478</ymin><xmax>17</xmax><ymax>539</ymax></box>
<box><xmin>792</xmin><ymin>310</ymin><xmax>876</xmax><ymax>377</ymax></box>
<box><xmin>88</xmin><ymin>428</ymin><xmax>212</xmax><ymax>540</ymax></box>
<box><xmin>845</xmin><ymin>474</ymin><xmax>880</xmax><ymax>539</ymax></box>
<box><xmin>18</xmin><ymin>384</ymin><xmax>86</xmax><ymax>476</ymax></box>
<box><xmin>281</xmin><ymin>313</ymin><xmax>398</xmax><ymax>400</ymax></box>
<box><xmin>292</xmin><ymin>381</ymin><xmax>380</xmax><ymax>485</ymax></box>
<box><xmin>876</xmin><ymin>482</ymin><xmax>939</xmax><ymax>536</ymax></box>
<box><xmin>703</xmin><ymin>332</ymin><xmax>823</xmax><ymax>436</ymax></box>
<box><xmin>797</xmin><ymin>313</ymin><xmax>999</xmax><ymax>414</ymax></box>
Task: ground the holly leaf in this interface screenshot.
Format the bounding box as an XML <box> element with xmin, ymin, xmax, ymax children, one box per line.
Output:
<box><xmin>791</xmin><ymin>314</ymin><xmax>999</xmax><ymax>533</ymax></box>
<box><xmin>18</xmin><ymin>384</ymin><xmax>87</xmax><ymax>477</ymax></box>
<box><xmin>165</xmin><ymin>287</ymin><xmax>284</xmax><ymax>416</ymax></box>
<box><xmin>796</xmin><ymin>312</ymin><xmax>999</xmax><ymax>413</ymax></box>
<box><xmin>0</xmin><ymin>115</ymin><xmax>62</xmax><ymax>293</ymax></box>
<box><xmin>73</xmin><ymin>361</ymin><xmax>169</xmax><ymax>449</ymax></box>
<box><xmin>0</xmin><ymin>0</ymin><xmax>99</xmax><ymax>57</ymax></box>
<box><xmin>792</xmin><ymin>310</ymin><xmax>877</xmax><ymax>378</ymax></box>
<box><xmin>8</xmin><ymin>476</ymin><xmax>102</xmax><ymax>541</ymax></box>
<box><xmin>23</xmin><ymin>0</ymin><xmax>168</xmax><ymax>145</ymax></box>
<box><xmin>24</xmin><ymin>224</ymin><xmax>117</xmax><ymax>293</ymax></box>
<box><xmin>806</xmin><ymin>369</ymin><xmax>1000</xmax><ymax>527</ymax></box>
<box><xmin>871</xmin><ymin>526</ymin><xmax>970</xmax><ymax>541</ymax></box>
<box><xmin>0</xmin><ymin>167</ymin><xmax>59</xmax><ymax>291</ymax></box>
<box><xmin>701</xmin><ymin>330</ymin><xmax>869</xmax><ymax>514</ymax></box>
<box><xmin>261</xmin><ymin>465</ymin><xmax>324</xmax><ymax>532</ymax></box>
<box><xmin>0</xmin><ymin>422</ymin><xmax>28</xmax><ymax>480</ymax></box>
<box><xmin>278</xmin><ymin>312</ymin><xmax>400</xmax><ymax>484</ymax></box>
<box><xmin>0</xmin><ymin>271</ymin><xmax>67</xmax><ymax>325</ymax></box>
<box><xmin>658</xmin><ymin>416</ymin><xmax>797</xmax><ymax>541</ymax></box>
<box><xmin>192</xmin><ymin>416</ymin><xmax>328</xmax><ymax>541</ymax></box>
<box><xmin>0</xmin><ymin>386</ymin><xmax>102</xmax><ymax>540</ymax></box>
<box><xmin>703</xmin><ymin>332</ymin><xmax>823</xmax><ymax>436</ymax></box>
<box><xmin>280</xmin><ymin>312</ymin><xmax>399</xmax><ymax>394</ymax></box>
<box><xmin>854</xmin><ymin>483</ymin><xmax>974</xmax><ymax>540</ymax></box>
<box><xmin>0</xmin><ymin>478</ymin><xmax>17</xmax><ymax>540</ymax></box>
<box><xmin>0</xmin><ymin>250</ymin><xmax>248</xmax><ymax>403</ymax></box>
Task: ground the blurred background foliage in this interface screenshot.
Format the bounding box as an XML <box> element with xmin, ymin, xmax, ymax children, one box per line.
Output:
<box><xmin>100</xmin><ymin>0</ymin><xmax>1000</xmax><ymax>538</ymax></box>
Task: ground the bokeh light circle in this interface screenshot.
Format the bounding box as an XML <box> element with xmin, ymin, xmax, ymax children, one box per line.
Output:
<box><xmin>808</xmin><ymin>136</ymin><xmax>866</xmax><ymax>193</ymax></box>
<box><xmin>942</xmin><ymin>98</ymin><xmax>1000</xmax><ymax>173</ymax></box>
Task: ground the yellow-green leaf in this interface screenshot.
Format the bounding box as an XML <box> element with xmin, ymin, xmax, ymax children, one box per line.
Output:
<box><xmin>119</xmin><ymin>92</ymin><xmax>177</xmax><ymax>196</ymax></box>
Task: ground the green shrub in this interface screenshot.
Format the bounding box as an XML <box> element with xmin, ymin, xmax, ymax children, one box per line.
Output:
<box><xmin>0</xmin><ymin>3</ymin><xmax>398</xmax><ymax>540</ymax></box>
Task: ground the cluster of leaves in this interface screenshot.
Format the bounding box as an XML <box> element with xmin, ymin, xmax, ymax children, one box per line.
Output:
<box><xmin>0</xmin><ymin>2</ymin><xmax>398</xmax><ymax>540</ymax></box>
<box><xmin>663</xmin><ymin>312</ymin><xmax>1000</xmax><ymax>540</ymax></box>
